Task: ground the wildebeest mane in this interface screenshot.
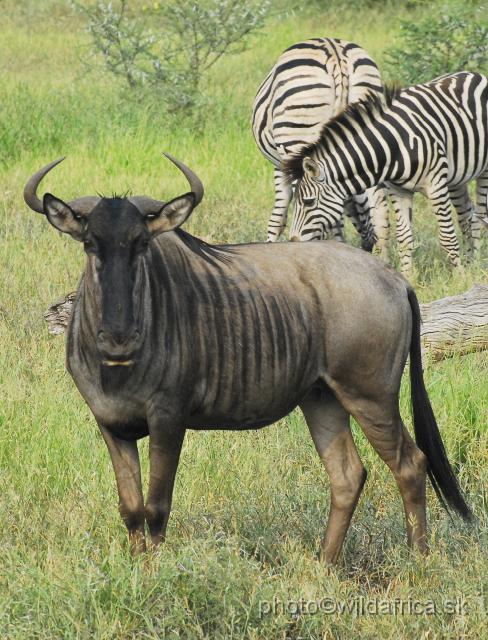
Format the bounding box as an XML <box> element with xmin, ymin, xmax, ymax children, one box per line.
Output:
<box><xmin>95</xmin><ymin>195</ymin><xmax>235</xmax><ymax>267</ymax></box>
<box><xmin>282</xmin><ymin>84</ymin><xmax>401</xmax><ymax>184</ymax></box>
<box><xmin>174</xmin><ymin>228</ymin><xmax>235</xmax><ymax>266</ymax></box>
<box><xmin>97</xmin><ymin>191</ymin><xmax>131</xmax><ymax>199</ymax></box>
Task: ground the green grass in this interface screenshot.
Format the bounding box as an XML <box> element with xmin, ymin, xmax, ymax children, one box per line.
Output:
<box><xmin>1</xmin><ymin>1</ymin><xmax>488</xmax><ymax>638</ymax></box>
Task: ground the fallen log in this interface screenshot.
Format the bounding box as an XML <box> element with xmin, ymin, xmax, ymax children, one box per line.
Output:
<box><xmin>44</xmin><ymin>291</ymin><xmax>76</xmax><ymax>336</ymax></box>
<box><xmin>419</xmin><ymin>283</ymin><xmax>488</xmax><ymax>361</ymax></box>
<box><xmin>44</xmin><ymin>284</ymin><xmax>488</xmax><ymax>362</ymax></box>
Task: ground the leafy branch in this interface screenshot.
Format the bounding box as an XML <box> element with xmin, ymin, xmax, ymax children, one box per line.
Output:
<box><xmin>73</xmin><ymin>0</ymin><xmax>270</xmax><ymax>112</ymax></box>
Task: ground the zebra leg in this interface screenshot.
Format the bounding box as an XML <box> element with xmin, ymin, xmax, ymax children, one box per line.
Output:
<box><xmin>427</xmin><ymin>183</ymin><xmax>462</xmax><ymax>268</ymax></box>
<box><xmin>328</xmin><ymin>214</ymin><xmax>345</xmax><ymax>242</ymax></box>
<box><xmin>343</xmin><ymin>197</ymin><xmax>362</xmax><ymax>243</ymax></box>
<box><xmin>351</xmin><ymin>192</ymin><xmax>376</xmax><ymax>252</ymax></box>
<box><xmin>389</xmin><ymin>191</ymin><xmax>414</xmax><ymax>275</ymax></box>
<box><xmin>267</xmin><ymin>168</ymin><xmax>293</xmax><ymax>241</ymax></box>
<box><xmin>449</xmin><ymin>184</ymin><xmax>476</xmax><ymax>261</ymax></box>
<box><xmin>368</xmin><ymin>186</ymin><xmax>390</xmax><ymax>262</ymax></box>
<box><xmin>474</xmin><ymin>170</ymin><xmax>488</xmax><ymax>244</ymax></box>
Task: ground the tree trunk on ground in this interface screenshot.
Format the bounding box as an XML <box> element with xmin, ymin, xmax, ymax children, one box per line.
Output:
<box><xmin>419</xmin><ymin>284</ymin><xmax>488</xmax><ymax>361</ymax></box>
<box><xmin>44</xmin><ymin>292</ymin><xmax>76</xmax><ymax>336</ymax></box>
<box><xmin>44</xmin><ymin>284</ymin><xmax>488</xmax><ymax>362</ymax></box>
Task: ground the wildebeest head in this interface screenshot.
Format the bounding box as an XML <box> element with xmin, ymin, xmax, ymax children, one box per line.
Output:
<box><xmin>24</xmin><ymin>154</ymin><xmax>204</xmax><ymax>366</ymax></box>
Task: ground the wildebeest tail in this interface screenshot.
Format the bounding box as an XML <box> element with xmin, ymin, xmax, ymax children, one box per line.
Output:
<box><xmin>407</xmin><ymin>287</ymin><xmax>472</xmax><ymax>520</ymax></box>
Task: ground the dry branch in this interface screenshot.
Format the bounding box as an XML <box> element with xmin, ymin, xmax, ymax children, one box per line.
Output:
<box><xmin>44</xmin><ymin>284</ymin><xmax>488</xmax><ymax>362</ymax></box>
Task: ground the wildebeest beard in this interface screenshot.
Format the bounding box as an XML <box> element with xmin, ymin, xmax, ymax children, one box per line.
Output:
<box><xmin>100</xmin><ymin>361</ymin><xmax>134</xmax><ymax>393</ymax></box>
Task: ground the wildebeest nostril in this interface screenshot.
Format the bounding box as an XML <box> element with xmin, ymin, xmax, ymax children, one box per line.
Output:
<box><xmin>98</xmin><ymin>329</ymin><xmax>140</xmax><ymax>348</ymax></box>
<box><xmin>97</xmin><ymin>330</ymin><xmax>122</xmax><ymax>346</ymax></box>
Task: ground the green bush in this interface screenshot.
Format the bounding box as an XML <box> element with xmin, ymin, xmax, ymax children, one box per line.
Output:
<box><xmin>72</xmin><ymin>0</ymin><xmax>270</xmax><ymax>113</ymax></box>
<box><xmin>384</xmin><ymin>1</ymin><xmax>488</xmax><ymax>84</ymax></box>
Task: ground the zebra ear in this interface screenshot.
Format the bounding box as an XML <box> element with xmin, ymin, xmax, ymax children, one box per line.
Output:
<box><xmin>302</xmin><ymin>157</ymin><xmax>323</xmax><ymax>181</ymax></box>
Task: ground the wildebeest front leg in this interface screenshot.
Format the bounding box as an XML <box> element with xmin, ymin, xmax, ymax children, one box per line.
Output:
<box><xmin>300</xmin><ymin>390</ymin><xmax>367</xmax><ymax>565</ymax></box>
<box><xmin>145</xmin><ymin>426</ymin><xmax>185</xmax><ymax>547</ymax></box>
<box><xmin>99</xmin><ymin>424</ymin><xmax>146</xmax><ymax>555</ymax></box>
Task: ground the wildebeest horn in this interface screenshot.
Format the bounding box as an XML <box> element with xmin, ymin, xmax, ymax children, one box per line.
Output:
<box><xmin>24</xmin><ymin>157</ymin><xmax>100</xmax><ymax>217</ymax></box>
<box><xmin>23</xmin><ymin>157</ymin><xmax>66</xmax><ymax>214</ymax></box>
<box><xmin>25</xmin><ymin>154</ymin><xmax>203</xmax><ymax>218</ymax></box>
<box><xmin>164</xmin><ymin>152</ymin><xmax>204</xmax><ymax>206</ymax></box>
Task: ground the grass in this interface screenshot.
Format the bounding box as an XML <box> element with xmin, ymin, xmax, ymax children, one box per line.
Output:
<box><xmin>0</xmin><ymin>1</ymin><xmax>487</xmax><ymax>638</ymax></box>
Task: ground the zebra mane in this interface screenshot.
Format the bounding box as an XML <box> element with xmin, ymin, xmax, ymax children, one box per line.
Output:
<box><xmin>282</xmin><ymin>84</ymin><xmax>401</xmax><ymax>183</ymax></box>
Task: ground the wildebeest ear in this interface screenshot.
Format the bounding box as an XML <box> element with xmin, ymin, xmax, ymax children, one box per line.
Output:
<box><xmin>302</xmin><ymin>157</ymin><xmax>323</xmax><ymax>181</ymax></box>
<box><xmin>43</xmin><ymin>193</ymin><xmax>86</xmax><ymax>241</ymax></box>
<box><xmin>146</xmin><ymin>192</ymin><xmax>196</xmax><ymax>237</ymax></box>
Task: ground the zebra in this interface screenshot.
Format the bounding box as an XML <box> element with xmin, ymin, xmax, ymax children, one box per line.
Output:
<box><xmin>252</xmin><ymin>37</ymin><xmax>388</xmax><ymax>249</ymax></box>
<box><xmin>285</xmin><ymin>72</ymin><xmax>488</xmax><ymax>274</ymax></box>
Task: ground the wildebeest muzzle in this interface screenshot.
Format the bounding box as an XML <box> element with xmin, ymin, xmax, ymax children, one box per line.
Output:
<box><xmin>97</xmin><ymin>328</ymin><xmax>141</xmax><ymax>367</ymax></box>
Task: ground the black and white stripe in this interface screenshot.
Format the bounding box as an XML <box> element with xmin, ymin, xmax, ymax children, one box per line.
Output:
<box><xmin>252</xmin><ymin>37</ymin><xmax>384</xmax><ymax>245</ymax></box>
<box><xmin>285</xmin><ymin>72</ymin><xmax>488</xmax><ymax>273</ymax></box>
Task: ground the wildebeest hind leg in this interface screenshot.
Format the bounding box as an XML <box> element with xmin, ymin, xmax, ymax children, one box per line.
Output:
<box><xmin>99</xmin><ymin>424</ymin><xmax>146</xmax><ymax>555</ymax></box>
<box><xmin>300</xmin><ymin>389</ymin><xmax>367</xmax><ymax>565</ymax></box>
<box><xmin>333</xmin><ymin>393</ymin><xmax>428</xmax><ymax>554</ymax></box>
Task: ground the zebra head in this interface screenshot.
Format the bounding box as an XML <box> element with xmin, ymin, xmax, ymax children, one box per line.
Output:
<box><xmin>289</xmin><ymin>156</ymin><xmax>347</xmax><ymax>241</ymax></box>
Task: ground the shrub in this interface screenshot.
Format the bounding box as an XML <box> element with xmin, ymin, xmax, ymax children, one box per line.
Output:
<box><xmin>384</xmin><ymin>1</ymin><xmax>488</xmax><ymax>85</ymax></box>
<box><xmin>73</xmin><ymin>0</ymin><xmax>270</xmax><ymax>113</ymax></box>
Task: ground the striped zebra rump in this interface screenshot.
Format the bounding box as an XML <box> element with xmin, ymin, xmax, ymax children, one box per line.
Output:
<box><xmin>251</xmin><ymin>37</ymin><xmax>384</xmax><ymax>244</ymax></box>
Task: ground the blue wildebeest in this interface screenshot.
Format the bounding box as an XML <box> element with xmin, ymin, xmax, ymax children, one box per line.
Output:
<box><xmin>24</xmin><ymin>156</ymin><xmax>470</xmax><ymax>561</ymax></box>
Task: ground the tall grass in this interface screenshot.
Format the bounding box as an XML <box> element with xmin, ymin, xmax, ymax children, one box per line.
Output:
<box><xmin>0</xmin><ymin>1</ymin><xmax>487</xmax><ymax>638</ymax></box>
